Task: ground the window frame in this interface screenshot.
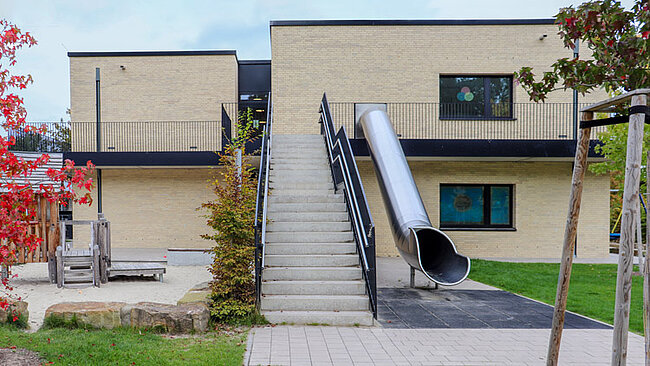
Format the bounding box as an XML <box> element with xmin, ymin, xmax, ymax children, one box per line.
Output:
<box><xmin>439</xmin><ymin>75</ymin><xmax>514</xmax><ymax>120</ymax></box>
<box><xmin>439</xmin><ymin>183</ymin><xmax>514</xmax><ymax>230</ymax></box>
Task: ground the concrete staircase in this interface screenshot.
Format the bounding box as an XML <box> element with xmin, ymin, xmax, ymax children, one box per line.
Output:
<box><xmin>261</xmin><ymin>134</ymin><xmax>374</xmax><ymax>326</ymax></box>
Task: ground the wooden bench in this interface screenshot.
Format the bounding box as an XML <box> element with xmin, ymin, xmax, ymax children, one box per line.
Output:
<box><xmin>108</xmin><ymin>262</ymin><xmax>166</xmax><ymax>282</ymax></box>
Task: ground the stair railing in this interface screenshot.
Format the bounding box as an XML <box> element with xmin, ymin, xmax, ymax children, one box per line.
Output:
<box><xmin>254</xmin><ymin>96</ymin><xmax>273</xmax><ymax>307</ymax></box>
<box><xmin>319</xmin><ymin>93</ymin><xmax>377</xmax><ymax>318</ymax></box>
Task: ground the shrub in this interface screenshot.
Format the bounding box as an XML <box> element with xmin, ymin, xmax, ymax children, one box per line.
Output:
<box><xmin>202</xmin><ymin>108</ymin><xmax>259</xmax><ymax>322</ymax></box>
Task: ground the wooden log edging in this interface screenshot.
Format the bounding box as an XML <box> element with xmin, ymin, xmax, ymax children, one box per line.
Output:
<box><xmin>546</xmin><ymin>112</ymin><xmax>593</xmax><ymax>366</ymax></box>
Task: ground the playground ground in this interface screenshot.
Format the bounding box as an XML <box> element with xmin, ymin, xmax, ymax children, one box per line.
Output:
<box><xmin>245</xmin><ymin>257</ymin><xmax>646</xmax><ymax>366</ymax></box>
<box><xmin>7</xmin><ymin>252</ymin><xmax>647</xmax><ymax>364</ymax></box>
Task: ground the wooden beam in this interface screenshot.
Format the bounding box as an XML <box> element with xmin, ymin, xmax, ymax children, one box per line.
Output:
<box><xmin>547</xmin><ymin>112</ymin><xmax>593</xmax><ymax>366</ymax></box>
<box><xmin>612</xmin><ymin>93</ymin><xmax>647</xmax><ymax>365</ymax></box>
<box><xmin>581</xmin><ymin>88</ymin><xmax>650</xmax><ymax>113</ymax></box>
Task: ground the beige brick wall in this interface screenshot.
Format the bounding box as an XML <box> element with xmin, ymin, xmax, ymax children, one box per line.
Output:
<box><xmin>73</xmin><ymin>168</ymin><xmax>221</xmax><ymax>249</ymax></box>
<box><xmin>69</xmin><ymin>54</ymin><xmax>238</xmax><ymax>151</ymax></box>
<box><xmin>271</xmin><ymin>24</ymin><xmax>609</xmax><ymax>134</ymax></box>
<box><xmin>358</xmin><ymin>160</ymin><xmax>610</xmax><ymax>259</ymax></box>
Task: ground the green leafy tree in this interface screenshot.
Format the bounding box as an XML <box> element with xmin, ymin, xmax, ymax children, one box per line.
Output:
<box><xmin>201</xmin><ymin>108</ymin><xmax>258</xmax><ymax>322</ymax></box>
<box><xmin>515</xmin><ymin>0</ymin><xmax>650</xmax><ymax>231</ymax></box>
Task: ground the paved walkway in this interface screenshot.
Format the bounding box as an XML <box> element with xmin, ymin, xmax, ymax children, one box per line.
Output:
<box><xmin>245</xmin><ymin>326</ymin><xmax>645</xmax><ymax>365</ymax></box>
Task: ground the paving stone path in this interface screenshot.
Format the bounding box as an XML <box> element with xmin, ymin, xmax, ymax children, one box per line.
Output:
<box><xmin>246</xmin><ymin>287</ymin><xmax>641</xmax><ymax>365</ymax></box>
<box><xmin>245</xmin><ymin>326</ymin><xmax>645</xmax><ymax>365</ymax></box>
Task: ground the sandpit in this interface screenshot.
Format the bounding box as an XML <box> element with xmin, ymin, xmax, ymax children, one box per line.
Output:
<box><xmin>9</xmin><ymin>263</ymin><xmax>212</xmax><ymax>330</ymax></box>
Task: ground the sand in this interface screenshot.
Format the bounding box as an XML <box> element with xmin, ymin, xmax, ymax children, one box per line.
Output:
<box><xmin>8</xmin><ymin>263</ymin><xmax>212</xmax><ymax>330</ymax></box>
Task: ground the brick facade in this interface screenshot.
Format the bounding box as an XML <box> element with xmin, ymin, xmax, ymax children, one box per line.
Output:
<box><xmin>270</xmin><ymin>23</ymin><xmax>608</xmax><ymax>134</ymax></box>
<box><xmin>358</xmin><ymin>160</ymin><xmax>609</xmax><ymax>258</ymax></box>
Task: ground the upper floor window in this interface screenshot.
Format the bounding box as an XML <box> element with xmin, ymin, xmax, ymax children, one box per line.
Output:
<box><xmin>439</xmin><ymin>76</ymin><xmax>513</xmax><ymax>119</ymax></box>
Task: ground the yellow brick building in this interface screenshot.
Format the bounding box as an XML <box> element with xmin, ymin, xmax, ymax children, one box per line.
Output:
<box><xmin>66</xmin><ymin>19</ymin><xmax>610</xmax><ymax>259</ymax></box>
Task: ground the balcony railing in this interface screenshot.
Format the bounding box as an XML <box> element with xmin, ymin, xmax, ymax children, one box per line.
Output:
<box><xmin>329</xmin><ymin>102</ymin><xmax>606</xmax><ymax>140</ymax></box>
<box><xmin>7</xmin><ymin>122</ymin><xmax>71</xmax><ymax>152</ymax></box>
<box><xmin>9</xmin><ymin>103</ymin><xmax>240</xmax><ymax>153</ymax></box>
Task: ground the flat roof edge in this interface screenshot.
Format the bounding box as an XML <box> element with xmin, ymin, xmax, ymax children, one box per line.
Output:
<box><xmin>68</xmin><ymin>50</ymin><xmax>237</xmax><ymax>57</ymax></box>
<box><xmin>270</xmin><ymin>19</ymin><xmax>556</xmax><ymax>27</ymax></box>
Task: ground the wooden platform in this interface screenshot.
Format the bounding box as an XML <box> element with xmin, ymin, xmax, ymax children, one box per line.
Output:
<box><xmin>108</xmin><ymin>262</ymin><xmax>166</xmax><ymax>282</ymax></box>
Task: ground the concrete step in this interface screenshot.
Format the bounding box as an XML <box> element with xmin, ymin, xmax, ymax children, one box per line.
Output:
<box><xmin>261</xmin><ymin>310</ymin><xmax>374</xmax><ymax>326</ymax></box>
<box><xmin>267</xmin><ymin>221</ymin><xmax>351</xmax><ymax>232</ymax></box>
<box><xmin>261</xmin><ymin>295</ymin><xmax>369</xmax><ymax>312</ymax></box>
<box><xmin>269</xmin><ymin>181</ymin><xmax>333</xmax><ymax>190</ymax></box>
<box><xmin>265</xmin><ymin>254</ymin><xmax>358</xmax><ymax>267</ymax></box>
<box><xmin>270</xmin><ymin>169</ymin><xmax>331</xmax><ymax>178</ymax></box>
<box><xmin>273</xmin><ymin>150</ymin><xmax>326</xmax><ymax>158</ymax></box>
<box><xmin>261</xmin><ymin>280</ymin><xmax>366</xmax><ymax>295</ymax></box>
<box><xmin>274</xmin><ymin>134</ymin><xmax>323</xmax><ymax>142</ymax></box>
<box><xmin>270</xmin><ymin>174</ymin><xmax>333</xmax><ymax>184</ymax></box>
<box><xmin>262</xmin><ymin>267</ymin><xmax>362</xmax><ymax>281</ymax></box>
<box><xmin>271</xmin><ymin>158</ymin><xmax>328</xmax><ymax>166</ymax></box>
<box><xmin>268</xmin><ymin>212</ymin><xmax>349</xmax><ymax>222</ymax></box>
<box><xmin>264</xmin><ymin>243</ymin><xmax>357</xmax><ymax>255</ymax></box>
<box><xmin>267</xmin><ymin>202</ymin><xmax>347</xmax><ymax>212</ymax></box>
<box><xmin>266</xmin><ymin>231</ymin><xmax>354</xmax><ymax>243</ymax></box>
<box><xmin>270</xmin><ymin>189</ymin><xmax>336</xmax><ymax>196</ymax></box>
<box><xmin>270</xmin><ymin>163</ymin><xmax>330</xmax><ymax>171</ymax></box>
<box><xmin>268</xmin><ymin>194</ymin><xmax>344</xmax><ymax>204</ymax></box>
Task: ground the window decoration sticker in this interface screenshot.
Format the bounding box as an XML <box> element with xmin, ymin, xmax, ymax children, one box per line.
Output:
<box><xmin>453</xmin><ymin>193</ymin><xmax>472</xmax><ymax>212</ymax></box>
<box><xmin>457</xmin><ymin>86</ymin><xmax>474</xmax><ymax>102</ymax></box>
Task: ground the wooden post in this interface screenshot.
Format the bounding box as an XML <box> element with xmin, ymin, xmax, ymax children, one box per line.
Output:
<box><xmin>638</xmin><ymin>207</ymin><xmax>644</xmax><ymax>270</ymax></box>
<box><xmin>643</xmin><ymin>151</ymin><xmax>650</xmax><ymax>366</ymax></box>
<box><xmin>56</xmin><ymin>246</ymin><xmax>63</xmax><ymax>288</ymax></box>
<box><xmin>547</xmin><ymin>113</ymin><xmax>593</xmax><ymax>366</ymax></box>
<box><xmin>92</xmin><ymin>244</ymin><xmax>100</xmax><ymax>288</ymax></box>
<box><xmin>40</xmin><ymin>196</ymin><xmax>47</xmax><ymax>262</ymax></box>
<box><xmin>612</xmin><ymin>93</ymin><xmax>647</xmax><ymax>365</ymax></box>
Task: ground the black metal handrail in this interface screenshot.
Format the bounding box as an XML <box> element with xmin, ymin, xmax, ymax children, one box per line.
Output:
<box><xmin>254</xmin><ymin>95</ymin><xmax>272</xmax><ymax>308</ymax></box>
<box><xmin>319</xmin><ymin>93</ymin><xmax>377</xmax><ymax>318</ymax></box>
<box><xmin>329</xmin><ymin>102</ymin><xmax>605</xmax><ymax>140</ymax></box>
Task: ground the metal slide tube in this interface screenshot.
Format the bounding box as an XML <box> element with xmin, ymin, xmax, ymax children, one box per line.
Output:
<box><xmin>360</xmin><ymin>109</ymin><xmax>470</xmax><ymax>285</ymax></box>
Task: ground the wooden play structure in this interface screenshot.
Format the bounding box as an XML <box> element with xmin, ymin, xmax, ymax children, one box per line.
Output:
<box><xmin>547</xmin><ymin>89</ymin><xmax>650</xmax><ymax>366</ymax></box>
<box><xmin>53</xmin><ymin>214</ymin><xmax>165</xmax><ymax>288</ymax></box>
<box><xmin>52</xmin><ymin>215</ymin><xmax>111</xmax><ymax>288</ymax></box>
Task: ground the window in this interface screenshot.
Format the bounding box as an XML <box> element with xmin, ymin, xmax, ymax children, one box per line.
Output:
<box><xmin>439</xmin><ymin>76</ymin><xmax>513</xmax><ymax>119</ymax></box>
<box><xmin>440</xmin><ymin>184</ymin><xmax>513</xmax><ymax>229</ymax></box>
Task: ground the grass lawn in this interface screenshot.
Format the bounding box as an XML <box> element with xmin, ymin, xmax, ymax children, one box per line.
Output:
<box><xmin>469</xmin><ymin>259</ymin><xmax>644</xmax><ymax>334</ymax></box>
<box><xmin>0</xmin><ymin>326</ymin><xmax>247</xmax><ymax>365</ymax></box>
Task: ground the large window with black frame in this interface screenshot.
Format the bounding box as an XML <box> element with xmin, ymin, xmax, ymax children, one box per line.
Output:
<box><xmin>439</xmin><ymin>75</ymin><xmax>513</xmax><ymax>119</ymax></box>
<box><xmin>439</xmin><ymin>184</ymin><xmax>514</xmax><ymax>229</ymax></box>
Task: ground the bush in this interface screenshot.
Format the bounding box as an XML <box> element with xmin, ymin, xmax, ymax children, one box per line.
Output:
<box><xmin>202</xmin><ymin>109</ymin><xmax>259</xmax><ymax>322</ymax></box>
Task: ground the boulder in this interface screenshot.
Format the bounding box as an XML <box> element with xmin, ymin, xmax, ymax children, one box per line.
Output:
<box><xmin>121</xmin><ymin>302</ymin><xmax>209</xmax><ymax>333</ymax></box>
<box><xmin>45</xmin><ymin>302</ymin><xmax>126</xmax><ymax>329</ymax></box>
<box><xmin>177</xmin><ymin>290</ymin><xmax>211</xmax><ymax>306</ymax></box>
<box><xmin>0</xmin><ymin>300</ymin><xmax>28</xmax><ymax>324</ymax></box>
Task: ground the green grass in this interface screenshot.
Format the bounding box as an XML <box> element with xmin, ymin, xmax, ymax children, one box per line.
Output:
<box><xmin>0</xmin><ymin>326</ymin><xmax>247</xmax><ymax>365</ymax></box>
<box><xmin>469</xmin><ymin>259</ymin><xmax>644</xmax><ymax>334</ymax></box>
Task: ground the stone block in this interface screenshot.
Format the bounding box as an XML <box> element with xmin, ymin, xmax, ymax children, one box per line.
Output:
<box><xmin>45</xmin><ymin>301</ymin><xmax>125</xmax><ymax>329</ymax></box>
<box><xmin>0</xmin><ymin>300</ymin><xmax>28</xmax><ymax>323</ymax></box>
<box><xmin>121</xmin><ymin>302</ymin><xmax>209</xmax><ymax>333</ymax></box>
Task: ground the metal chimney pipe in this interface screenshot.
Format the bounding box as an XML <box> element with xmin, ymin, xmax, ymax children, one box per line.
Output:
<box><xmin>359</xmin><ymin>109</ymin><xmax>470</xmax><ymax>285</ymax></box>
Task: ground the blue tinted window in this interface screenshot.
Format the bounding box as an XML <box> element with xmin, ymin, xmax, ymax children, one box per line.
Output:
<box><xmin>440</xmin><ymin>184</ymin><xmax>512</xmax><ymax>228</ymax></box>
<box><xmin>440</xmin><ymin>186</ymin><xmax>485</xmax><ymax>226</ymax></box>
<box><xmin>490</xmin><ymin>186</ymin><xmax>511</xmax><ymax>225</ymax></box>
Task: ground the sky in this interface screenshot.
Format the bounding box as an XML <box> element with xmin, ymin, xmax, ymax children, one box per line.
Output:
<box><xmin>2</xmin><ymin>0</ymin><xmax>637</xmax><ymax>121</ymax></box>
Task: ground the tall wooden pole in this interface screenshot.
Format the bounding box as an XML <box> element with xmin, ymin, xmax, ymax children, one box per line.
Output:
<box><xmin>643</xmin><ymin>151</ymin><xmax>650</xmax><ymax>366</ymax></box>
<box><xmin>547</xmin><ymin>112</ymin><xmax>592</xmax><ymax>366</ymax></box>
<box><xmin>612</xmin><ymin>93</ymin><xmax>647</xmax><ymax>366</ymax></box>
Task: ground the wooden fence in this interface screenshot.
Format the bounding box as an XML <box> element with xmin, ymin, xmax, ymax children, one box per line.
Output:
<box><xmin>8</xmin><ymin>195</ymin><xmax>60</xmax><ymax>264</ymax></box>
